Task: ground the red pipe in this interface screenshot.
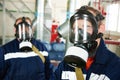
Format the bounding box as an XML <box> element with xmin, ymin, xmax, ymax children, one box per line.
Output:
<box><xmin>105</xmin><ymin>40</ymin><xmax>120</xmax><ymax>45</ymax></box>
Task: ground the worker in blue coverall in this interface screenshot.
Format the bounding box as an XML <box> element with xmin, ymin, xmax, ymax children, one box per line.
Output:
<box><xmin>54</xmin><ymin>6</ymin><xmax>120</xmax><ymax>80</ymax></box>
<box><xmin>0</xmin><ymin>17</ymin><xmax>54</xmax><ymax>80</ymax></box>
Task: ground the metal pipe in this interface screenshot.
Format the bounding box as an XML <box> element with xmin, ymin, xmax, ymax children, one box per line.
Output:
<box><xmin>57</xmin><ymin>0</ymin><xmax>76</xmax><ymax>39</ymax></box>
<box><xmin>57</xmin><ymin>0</ymin><xmax>76</xmax><ymax>49</ymax></box>
<box><xmin>2</xmin><ymin>0</ymin><xmax>6</xmax><ymax>45</ymax></box>
<box><xmin>35</xmin><ymin>0</ymin><xmax>45</xmax><ymax>40</ymax></box>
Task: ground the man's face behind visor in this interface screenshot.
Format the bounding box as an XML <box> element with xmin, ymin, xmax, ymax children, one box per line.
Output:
<box><xmin>73</xmin><ymin>19</ymin><xmax>93</xmax><ymax>35</ymax></box>
<box><xmin>14</xmin><ymin>17</ymin><xmax>33</xmax><ymax>41</ymax></box>
<box><xmin>70</xmin><ymin>14</ymin><xmax>96</xmax><ymax>45</ymax></box>
<box><xmin>69</xmin><ymin>11</ymin><xmax>98</xmax><ymax>56</ymax></box>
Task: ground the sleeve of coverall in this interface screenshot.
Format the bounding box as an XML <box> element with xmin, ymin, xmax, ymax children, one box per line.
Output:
<box><xmin>54</xmin><ymin>61</ymin><xmax>64</xmax><ymax>80</ymax></box>
<box><xmin>36</xmin><ymin>41</ymin><xmax>54</xmax><ymax>80</ymax></box>
<box><xmin>41</xmin><ymin>44</ymin><xmax>54</xmax><ymax>80</ymax></box>
<box><xmin>33</xmin><ymin>39</ymin><xmax>54</xmax><ymax>80</ymax></box>
<box><xmin>0</xmin><ymin>47</ymin><xmax>5</xmax><ymax>79</ymax></box>
<box><xmin>44</xmin><ymin>56</ymin><xmax>55</xmax><ymax>80</ymax></box>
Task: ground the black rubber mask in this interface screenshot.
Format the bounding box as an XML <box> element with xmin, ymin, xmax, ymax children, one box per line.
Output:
<box><xmin>64</xmin><ymin>10</ymin><xmax>98</xmax><ymax>68</ymax></box>
<box><xmin>64</xmin><ymin>6</ymin><xmax>105</xmax><ymax>68</ymax></box>
<box><xmin>69</xmin><ymin>12</ymin><xmax>98</xmax><ymax>54</ymax></box>
<box><xmin>15</xmin><ymin>18</ymin><xmax>32</xmax><ymax>41</ymax></box>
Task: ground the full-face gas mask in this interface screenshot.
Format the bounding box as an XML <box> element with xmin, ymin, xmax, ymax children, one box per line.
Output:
<box><xmin>14</xmin><ymin>17</ymin><xmax>33</xmax><ymax>51</ymax></box>
<box><xmin>64</xmin><ymin>9</ymin><xmax>104</xmax><ymax>68</ymax></box>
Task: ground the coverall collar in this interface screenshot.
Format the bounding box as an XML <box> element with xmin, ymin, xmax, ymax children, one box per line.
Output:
<box><xmin>94</xmin><ymin>38</ymin><xmax>110</xmax><ymax>64</ymax></box>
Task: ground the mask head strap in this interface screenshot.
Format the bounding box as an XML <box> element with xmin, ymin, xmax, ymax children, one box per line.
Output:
<box><xmin>14</xmin><ymin>17</ymin><xmax>31</xmax><ymax>28</ymax></box>
<box><xmin>80</xmin><ymin>5</ymin><xmax>105</xmax><ymax>21</ymax></box>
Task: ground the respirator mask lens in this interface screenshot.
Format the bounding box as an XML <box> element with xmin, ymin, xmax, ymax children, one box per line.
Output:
<box><xmin>70</xmin><ymin>15</ymin><xmax>93</xmax><ymax>44</ymax></box>
<box><xmin>64</xmin><ymin>14</ymin><xmax>96</xmax><ymax>68</ymax></box>
<box><xmin>17</xmin><ymin>23</ymin><xmax>32</xmax><ymax>41</ymax></box>
<box><xmin>16</xmin><ymin>21</ymin><xmax>33</xmax><ymax>51</ymax></box>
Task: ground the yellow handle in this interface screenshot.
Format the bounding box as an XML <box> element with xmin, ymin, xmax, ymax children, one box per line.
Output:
<box><xmin>75</xmin><ymin>67</ymin><xmax>84</xmax><ymax>80</ymax></box>
<box><xmin>32</xmin><ymin>45</ymin><xmax>45</xmax><ymax>63</ymax></box>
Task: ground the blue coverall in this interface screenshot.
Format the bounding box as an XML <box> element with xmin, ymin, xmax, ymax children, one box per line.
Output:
<box><xmin>0</xmin><ymin>38</ymin><xmax>54</xmax><ymax>80</ymax></box>
<box><xmin>54</xmin><ymin>38</ymin><xmax>120</xmax><ymax>80</ymax></box>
